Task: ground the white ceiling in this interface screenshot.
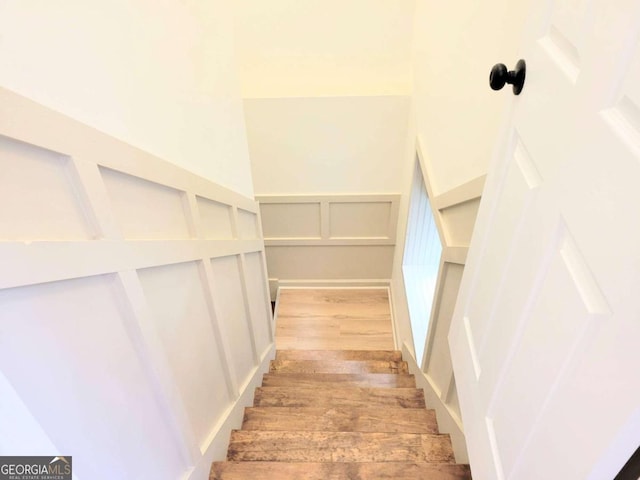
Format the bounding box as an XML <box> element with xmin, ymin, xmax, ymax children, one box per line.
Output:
<box><xmin>233</xmin><ymin>0</ymin><xmax>416</xmax><ymax>97</ymax></box>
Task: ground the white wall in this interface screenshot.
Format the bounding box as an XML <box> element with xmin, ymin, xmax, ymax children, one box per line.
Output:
<box><xmin>245</xmin><ymin>96</ymin><xmax>410</xmax><ymax>288</ymax></box>
<box><xmin>0</xmin><ymin>0</ymin><xmax>254</xmax><ymax>197</ymax></box>
<box><xmin>412</xmin><ymin>0</ymin><xmax>533</xmax><ymax>194</ymax></box>
<box><xmin>233</xmin><ymin>0</ymin><xmax>415</xmax><ymax>97</ymax></box>
<box><xmin>235</xmin><ymin>0</ymin><xmax>414</xmax><ymax>287</ymax></box>
<box><xmin>245</xmin><ymin>96</ymin><xmax>410</xmax><ymax>195</ymax></box>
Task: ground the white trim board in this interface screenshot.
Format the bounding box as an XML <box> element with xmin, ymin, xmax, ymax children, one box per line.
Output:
<box><xmin>184</xmin><ymin>344</ymin><xmax>275</xmax><ymax>480</ymax></box>
<box><xmin>275</xmin><ymin>279</ymin><xmax>392</xmax><ymax>288</ymax></box>
<box><xmin>401</xmin><ymin>340</ymin><xmax>468</xmax><ymax>464</ymax></box>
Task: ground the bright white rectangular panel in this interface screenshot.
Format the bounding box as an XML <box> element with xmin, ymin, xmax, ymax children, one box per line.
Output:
<box><xmin>464</xmin><ymin>316</ymin><xmax>482</xmax><ymax>380</ymax></box>
<box><xmin>137</xmin><ymin>262</ymin><xmax>231</xmax><ymax>446</ymax></box>
<box><xmin>486</xmin><ymin>417</ymin><xmax>506</xmax><ymax>480</ymax></box>
<box><xmin>260</xmin><ymin>202</ymin><xmax>321</xmax><ymax>238</ymax></box>
<box><xmin>447</xmin><ymin>374</ymin><xmax>462</xmax><ymax>421</ymax></box>
<box><xmin>0</xmin><ymin>136</ymin><xmax>91</xmax><ymax>240</ymax></box>
<box><xmin>603</xmin><ymin>96</ymin><xmax>640</xmax><ymax>157</ymax></box>
<box><xmin>602</xmin><ymin>41</ymin><xmax>640</xmax><ymax>157</ymax></box>
<box><xmin>237</xmin><ymin>209</ymin><xmax>258</xmax><ymax>239</ymax></box>
<box><xmin>100</xmin><ymin>167</ymin><xmax>191</xmax><ymax>240</ymax></box>
<box><xmin>210</xmin><ymin>255</ymin><xmax>255</xmax><ymax>385</ymax></box>
<box><xmin>329</xmin><ymin>202</ymin><xmax>391</xmax><ymax>238</ymax></box>
<box><xmin>619</xmin><ymin>41</ymin><xmax>640</xmax><ymax>112</ymax></box>
<box><xmin>197</xmin><ymin>196</ymin><xmax>234</xmax><ymax>240</ymax></box>
<box><xmin>491</xmin><ymin>238</ymin><xmax>597</xmax><ymax>478</ymax></box>
<box><xmin>0</xmin><ymin>275</ymin><xmax>185</xmax><ymax>479</ymax></box>
<box><xmin>539</xmin><ymin>0</ymin><xmax>586</xmax><ymax>83</ymax></box>
<box><xmin>467</xmin><ymin>140</ymin><xmax>533</xmax><ymax>350</ymax></box>
<box><xmin>514</xmin><ymin>140</ymin><xmax>542</xmax><ymax>190</ymax></box>
<box><xmin>244</xmin><ymin>252</ymin><xmax>272</xmax><ymax>356</ymax></box>
<box><xmin>539</xmin><ymin>25</ymin><xmax>580</xmax><ymax>83</ymax></box>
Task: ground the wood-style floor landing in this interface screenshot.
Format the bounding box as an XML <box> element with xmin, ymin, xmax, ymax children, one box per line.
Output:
<box><xmin>275</xmin><ymin>288</ymin><xmax>394</xmax><ymax>350</ymax></box>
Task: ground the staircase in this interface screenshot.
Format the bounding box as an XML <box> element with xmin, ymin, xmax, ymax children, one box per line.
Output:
<box><xmin>211</xmin><ymin>350</ymin><xmax>471</xmax><ymax>479</ymax></box>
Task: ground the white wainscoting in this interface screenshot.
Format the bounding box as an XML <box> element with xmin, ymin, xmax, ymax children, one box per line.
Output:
<box><xmin>391</xmin><ymin>138</ymin><xmax>485</xmax><ymax>463</ymax></box>
<box><xmin>256</xmin><ymin>194</ymin><xmax>400</xmax><ymax>298</ymax></box>
<box><xmin>0</xmin><ymin>88</ymin><xmax>273</xmax><ymax>480</ymax></box>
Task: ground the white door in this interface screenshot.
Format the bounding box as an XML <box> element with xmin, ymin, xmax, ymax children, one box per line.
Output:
<box><xmin>449</xmin><ymin>0</ymin><xmax>640</xmax><ymax>478</ymax></box>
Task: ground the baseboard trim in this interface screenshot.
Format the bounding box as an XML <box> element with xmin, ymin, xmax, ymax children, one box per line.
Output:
<box><xmin>275</xmin><ymin>279</ymin><xmax>391</xmax><ymax>290</ymax></box>
<box><xmin>401</xmin><ymin>340</ymin><xmax>469</xmax><ymax>464</ymax></box>
<box><xmin>387</xmin><ymin>286</ymin><xmax>399</xmax><ymax>351</ymax></box>
<box><xmin>184</xmin><ymin>343</ymin><xmax>276</xmax><ymax>480</ymax></box>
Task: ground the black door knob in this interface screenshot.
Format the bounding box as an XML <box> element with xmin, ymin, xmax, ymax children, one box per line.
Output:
<box><xmin>490</xmin><ymin>59</ymin><xmax>526</xmax><ymax>95</ymax></box>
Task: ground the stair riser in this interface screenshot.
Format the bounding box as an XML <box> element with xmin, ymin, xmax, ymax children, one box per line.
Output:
<box><xmin>254</xmin><ymin>387</ymin><xmax>426</xmax><ymax>408</ymax></box>
<box><xmin>211</xmin><ymin>462</ymin><xmax>472</xmax><ymax>480</ymax></box>
<box><xmin>262</xmin><ymin>373</ymin><xmax>416</xmax><ymax>388</ymax></box>
<box><xmin>227</xmin><ymin>431</ymin><xmax>455</xmax><ymax>463</ymax></box>
<box><xmin>270</xmin><ymin>360</ymin><xmax>409</xmax><ymax>374</ymax></box>
<box><xmin>242</xmin><ymin>407</ymin><xmax>438</xmax><ymax>434</ymax></box>
<box><xmin>275</xmin><ymin>350</ymin><xmax>403</xmax><ymax>362</ymax></box>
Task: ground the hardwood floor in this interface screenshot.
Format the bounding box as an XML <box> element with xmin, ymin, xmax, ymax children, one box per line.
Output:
<box><xmin>275</xmin><ymin>288</ymin><xmax>394</xmax><ymax>350</ymax></box>
<box><xmin>210</xmin><ymin>289</ymin><xmax>472</xmax><ymax>479</ymax></box>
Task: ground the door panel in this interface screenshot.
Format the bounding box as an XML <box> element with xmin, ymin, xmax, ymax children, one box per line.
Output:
<box><xmin>491</xmin><ymin>227</ymin><xmax>607</xmax><ymax>478</ymax></box>
<box><xmin>540</xmin><ymin>0</ymin><xmax>589</xmax><ymax>83</ymax></box>
<box><xmin>466</xmin><ymin>140</ymin><xmax>538</xmax><ymax>356</ymax></box>
<box><xmin>450</xmin><ymin>0</ymin><xmax>640</xmax><ymax>478</ymax></box>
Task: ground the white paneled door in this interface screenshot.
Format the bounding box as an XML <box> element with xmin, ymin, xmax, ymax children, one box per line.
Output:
<box><xmin>449</xmin><ymin>0</ymin><xmax>640</xmax><ymax>479</ymax></box>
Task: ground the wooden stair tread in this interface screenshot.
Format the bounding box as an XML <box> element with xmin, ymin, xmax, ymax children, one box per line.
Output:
<box><xmin>242</xmin><ymin>407</ymin><xmax>438</xmax><ymax>433</ymax></box>
<box><xmin>227</xmin><ymin>431</ymin><xmax>455</xmax><ymax>463</ymax></box>
<box><xmin>213</xmin><ymin>349</ymin><xmax>470</xmax><ymax>477</ymax></box>
<box><xmin>262</xmin><ymin>372</ymin><xmax>416</xmax><ymax>388</ymax></box>
<box><xmin>276</xmin><ymin>350</ymin><xmax>403</xmax><ymax>362</ymax></box>
<box><xmin>211</xmin><ymin>462</ymin><xmax>472</xmax><ymax>479</ymax></box>
<box><xmin>254</xmin><ymin>386</ymin><xmax>425</xmax><ymax>408</ymax></box>
<box><xmin>270</xmin><ymin>359</ymin><xmax>409</xmax><ymax>374</ymax></box>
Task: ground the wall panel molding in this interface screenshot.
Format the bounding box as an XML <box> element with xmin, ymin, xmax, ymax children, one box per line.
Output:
<box><xmin>115</xmin><ymin>269</ymin><xmax>201</xmax><ymax>465</ymax></box>
<box><xmin>432</xmin><ymin>175</ymin><xmax>486</xmax><ymax>211</ymax></box>
<box><xmin>257</xmin><ymin>194</ymin><xmax>401</xmax><ymax>298</ymax></box>
<box><xmin>442</xmin><ymin>246</ymin><xmax>469</xmax><ymax>265</ymax></box>
<box><xmin>1</xmin><ymin>239</ymin><xmax>264</xmax><ymax>290</ymax></box>
<box><xmin>257</xmin><ymin>194</ymin><xmax>400</xmax><ymax>246</ymax></box>
<box><xmin>0</xmin><ymin>88</ymin><xmax>273</xmax><ymax>479</ymax></box>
